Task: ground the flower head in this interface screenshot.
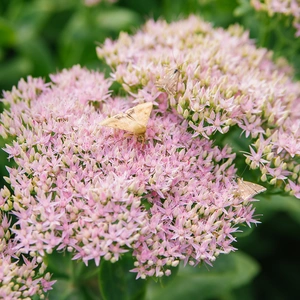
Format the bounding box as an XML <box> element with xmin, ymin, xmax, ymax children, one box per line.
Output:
<box><xmin>0</xmin><ymin>63</ymin><xmax>261</xmax><ymax>282</ymax></box>
<box><xmin>97</xmin><ymin>15</ymin><xmax>300</xmax><ymax>198</ymax></box>
<box><xmin>2</xmin><ymin>15</ymin><xmax>299</xmax><ymax>293</ymax></box>
<box><xmin>0</xmin><ymin>213</ymin><xmax>55</xmax><ymax>299</ymax></box>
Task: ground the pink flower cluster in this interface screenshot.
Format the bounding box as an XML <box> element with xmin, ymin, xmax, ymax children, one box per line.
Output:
<box><xmin>251</xmin><ymin>0</ymin><xmax>300</xmax><ymax>36</ymax></box>
<box><xmin>2</xmin><ymin>15</ymin><xmax>300</xmax><ymax>294</ymax></box>
<box><xmin>97</xmin><ymin>15</ymin><xmax>300</xmax><ymax>199</ymax></box>
<box><xmin>0</xmin><ymin>62</ymin><xmax>258</xmax><ymax>285</ymax></box>
<box><xmin>0</xmin><ymin>213</ymin><xmax>55</xmax><ymax>299</ymax></box>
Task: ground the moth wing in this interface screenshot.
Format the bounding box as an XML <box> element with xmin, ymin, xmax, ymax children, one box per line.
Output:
<box><xmin>99</xmin><ymin>113</ymin><xmax>143</xmax><ymax>133</ymax></box>
<box><xmin>164</xmin><ymin>81</ymin><xmax>178</xmax><ymax>95</ymax></box>
<box><xmin>156</xmin><ymin>69</ymin><xmax>180</xmax><ymax>95</ymax></box>
<box><xmin>237</xmin><ymin>179</ymin><xmax>266</xmax><ymax>200</ymax></box>
<box><xmin>126</xmin><ymin>102</ymin><xmax>153</xmax><ymax>128</ymax></box>
<box><xmin>100</xmin><ymin>102</ymin><xmax>153</xmax><ymax>134</ymax></box>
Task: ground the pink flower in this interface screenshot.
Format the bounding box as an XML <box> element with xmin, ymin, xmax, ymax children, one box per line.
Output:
<box><xmin>0</xmin><ymin>213</ymin><xmax>55</xmax><ymax>298</ymax></box>
<box><xmin>97</xmin><ymin>15</ymin><xmax>300</xmax><ymax>199</ymax></box>
<box><xmin>1</xmin><ymin>15</ymin><xmax>299</xmax><ymax>292</ymax></box>
<box><xmin>243</xmin><ymin>145</ymin><xmax>269</xmax><ymax>169</ymax></box>
<box><xmin>251</xmin><ymin>0</ymin><xmax>300</xmax><ymax>37</ymax></box>
<box><xmin>0</xmin><ymin>64</ymin><xmax>261</xmax><ymax>282</ymax></box>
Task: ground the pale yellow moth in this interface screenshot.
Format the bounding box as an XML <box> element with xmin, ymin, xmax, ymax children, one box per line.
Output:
<box><xmin>99</xmin><ymin>102</ymin><xmax>153</xmax><ymax>136</ymax></box>
<box><xmin>156</xmin><ymin>68</ymin><xmax>180</xmax><ymax>96</ymax></box>
<box><xmin>237</xmin><ymin>178</ymin><xmax>266</xmax><ymax>200</ymax></box>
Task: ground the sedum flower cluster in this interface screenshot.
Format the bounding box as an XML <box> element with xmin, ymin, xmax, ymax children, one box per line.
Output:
<box><xmin>0</xmin><ymin>15</ymin><xmax>299</xmax><ymax>296</ymax></box>
<box><xmin>251</xmin><ymin>0</ymin><xmax>300</xmax><ymax>36</ymax></box>
<box><xmin>0</xmin><ymin>213</ymin><xmax>55</xmax><ymax>299</ymax></box>
<box><xmin>97</xmin><ymin>15</ymin><xmax>300</xmax><ymax>198</ymax></box>
<box><xmin>1</xmin><ymin>62</ymin><xmax>257</xmax><ymax>287</ymax></box>
<box><xmin>0</xmin><ymin>61</ymin><xmax>256</xmax><ymax>288</ymax></box>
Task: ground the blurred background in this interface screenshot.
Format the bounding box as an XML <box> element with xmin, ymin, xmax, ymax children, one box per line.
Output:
<box><xmin>1</xmin><ymin>0</ymin><xmax>300</xmax><ymax>299</ymax></box>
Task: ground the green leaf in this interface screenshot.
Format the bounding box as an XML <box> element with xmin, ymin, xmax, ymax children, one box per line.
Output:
<box><xmin>234</xmin><ymin>0</ymin><xmax>253</xmax><ymax>17</ymax></box>
<box><xmin>159</xmin><ymin>264</ymin><xmax>179</xmax><ymax>287</ymax></box>
<box><xmin>57</xmin><ymin>6</ymin><xmax>141</xmax><ymax>68</ymax></box>
<box><xmin>0</xmin><ymin>17</ymin><xmax>16</xmax><ymax>46</ymax></box>
<box><xmin>45</xmin><ymin>251</ymin><xmax>73</xmax><ymax>279</ymax></box>
<box><xmin>99</xmin><ymin>253</ymin><xmax>147</xmax><ymax>300</ymax></box>
<box><xmin>46</xmin><ymin>251</ymin><xmax>101</xmax><ymax>300</ymax></box>
<box><xmin>18</xmin><ymin>38</ymin><xmax>54</xmax><ymax>76</ymax></box>
<box><xmin>58</xmin><ymin>10</ymin><xmax>102</xmax><ymax>68</ymax></box>
<box><xmin>255</xmin><ymin>194</ymin><xmax>300</xmax><ymax>224</ymax></box>
<box><xmin>0</xmin><ymin>57</ymin><xmax>32</xmax><ymax>90</ymax></box>
<box><xmin>95</xmin><ymin>8</ymin><xmax>141</xmax><ymax>32</ymax></box>
<box><xmin>147</xmin><ymin>252</ymin><xmax>259</xmax><ymax>300</ymax></box>
<box><xmin>10</xmin><ymin>2</ymin><xmax>51</xmax><ymax>42</ymax></box>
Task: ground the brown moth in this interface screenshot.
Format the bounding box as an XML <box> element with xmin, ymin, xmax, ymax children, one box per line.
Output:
<box><xmin>237</xmin><ymin>178</ymin><xmax>266</xmax><ymax>200</ymax></box>
<box><xmin>99</xmin><ymin>102</ymin><xmax>153</xmax><ymax>136</ymax></box>
<box><xmin>156</xmin><ymin>68</ymin><xmax>180</xmax><ymax>96</ymax></box>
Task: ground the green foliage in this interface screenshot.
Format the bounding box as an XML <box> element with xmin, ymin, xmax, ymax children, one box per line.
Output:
<box><xmin>44</xmin><ymin>250</ymin><xmax>259</xmax><ymax>300</ymax></box>
<box><xmin>235</xmin><ymin>0</ymin><xmax>300</xmax><ymax>78</ymax></box>
<box><xmin>1</xmin><ymin>0</ymin><xmax>299</xmax><ymax>93</ymax></box>
<box><xmin>147</xmin><ymin>252</ymin><xmax>259</xmax><ymax>300</ymax></box>
<box><xmin>99</xmin><ymin>253</ymin><xmax>147</xmax><ymax>300</ymax></box>
<box><xmin>0</xmin><ymin>0</ymin><xmax>142</xmax><ymax>91</ymax></box>
<box><xmin>236</xmin><ymin>194</ymin><xmax>300</xmax><ymax>300</ymax></box>
<box><xmin>46</xmin><ymin>252</ymin><xmax>102</xmax><ymax>300</ymax></box>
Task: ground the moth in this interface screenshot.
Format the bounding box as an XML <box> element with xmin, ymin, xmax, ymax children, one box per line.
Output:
<box><xmin>99</xmin><ymin>102</ymin><xmax>153</xmax><ymax>136</ymax></box>
<box><xmin>237</xmin><ymin>178</ymin><xmax>266</xmax><ymax>201</ymax></box>
<box><xmin>156</xmin><ymin>68</ymin><xmax>180</xmax><ymax>96</ymax></box>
